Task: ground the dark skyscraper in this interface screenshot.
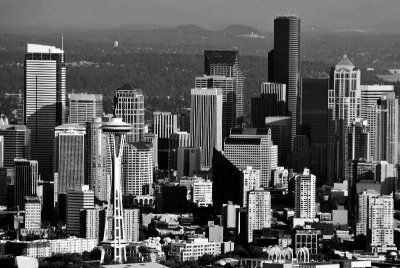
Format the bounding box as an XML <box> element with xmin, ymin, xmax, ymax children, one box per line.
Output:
<box><xmin>204</xmin><ymin>50</ymin><xmax>244</xmax><ymax>125</ymax></box>
<box><xmin>268</xmin><ymin>15</ymin><xmax>300</xmax><ymax>149</ymax></box>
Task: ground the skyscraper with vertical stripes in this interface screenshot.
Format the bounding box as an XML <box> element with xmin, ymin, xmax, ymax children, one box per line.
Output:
<box><xmin>24</xmin><ymin>44</ymin><xmax>66</xmax><ymax>180</ymax></box>
<box><xmin>54</xmin><ymin>124</ymin><xmax>85</xmax><ymax>195</ymax></box>
<box><xmin>190</xmin><ymin>88</ymin><xmax>223</xmax><ymax>169</ymax></box>
<box><xmin>114</xmin><ymin>88</ymin><xmax>144</xmax><ymax>142</ymax></box>
<box><xmin>268</xmin><ymin>15</ymin><xmax>300</xmax><ymax>149</ymax></box>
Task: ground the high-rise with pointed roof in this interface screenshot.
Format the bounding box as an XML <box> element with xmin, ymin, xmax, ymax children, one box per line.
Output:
<box><xmin>328</xmin><ymin>55</ymin><xmax>361</xmax><ymax>183</ymax></box>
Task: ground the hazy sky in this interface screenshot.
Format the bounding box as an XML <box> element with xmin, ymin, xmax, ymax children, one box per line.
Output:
<box><xmin>0</xmin><ymin>0</ymin><xmax>399</xmax><ymax>31</ymax></box>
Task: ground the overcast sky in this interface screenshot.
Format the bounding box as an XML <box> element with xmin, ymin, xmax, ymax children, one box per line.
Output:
<box><xmin>0</xmin><ymin>0</ymin><xmax>399</xmax><ymax>31</ymax></box>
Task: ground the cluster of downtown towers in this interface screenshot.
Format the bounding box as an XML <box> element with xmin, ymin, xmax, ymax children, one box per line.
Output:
<box><xmin>9</xmin><ymin>14</ymin><xmax>399</xmax><ymax>250</ymax></box>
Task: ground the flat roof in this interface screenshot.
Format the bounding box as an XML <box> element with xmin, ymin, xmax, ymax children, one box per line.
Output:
<box><xmin>27</xmin><ymin>44</ymin><xmax>64</xmax><ymax>54</ymax></box>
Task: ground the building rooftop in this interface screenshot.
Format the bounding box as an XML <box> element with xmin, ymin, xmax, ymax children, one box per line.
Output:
<box><xmin>336</xmin><ymin>54</ymin><xmax>354</xmax><ymax>68</ymax></box>
<box><xmin>101</xmin><ymin>262</ymin><xmax>168</xmax><ymax>268</ymax></box>
<box><xmin>27</xmin><ymin>44</ymin><xmax>64</xmax><ymax>54</ymax></box>
<box><xmin>204</xmin><ymin>50</ymin><xmax>238</xmax><ymax>65</ymax></box>
<box><xmin>225</xmin><ymin>138</ymin><xmax>262</xmax><ymax>145</ymax></box>
<box><xmin>230</xmin><ymin>128</ymin><xmax>270</xmax><ymax>136</ymax></box>
<box><xmin>68</xmin><ymin>93</ymin><xmax>103</xmax><ymax>101</ymax></box>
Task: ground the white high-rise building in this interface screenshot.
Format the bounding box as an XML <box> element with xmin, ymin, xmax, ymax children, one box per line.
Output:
<box><xmin>24</xmin><ymin>196</ymin><xmax>41</xmax><ymax>230</ymax></box>
<box><xmin>67</xmin><ymin>93</ymin><xmax>103</xmax><ymax>124</ymax></box>
<box><xmin>153</xmin><ymin>112</ymin><xmax>178</xmax><ymax>139</ymax></box>
<box><xmin>114</xmin><ymin>89</ymin><xmax>144</xmax><ymax>142</ymax></box>
<box><xmin>122</xmin><ymin>142</ymin><xmax>153</xmax><ymax>196</ymax></box>
<box><xmin>190</xmin><ymin>88</ymin><xmax>223</xmax><ymax>168</ymax></box>
<box><xmin>247</xmin><ymin>188</ymin><xmax>271</xmax><ymax>243</ymax></box>
<box><xmin>356</xmin><ymin>190</ymin><xmax>394</xmax><ymax>251</ymax></box>
<box><xmin>84</xmin><ymin>207</ymin><xmax>105</xmax><ymax>242</ymax></box>
<box><xmin>360</xmin><ymin>85</ymin><xmax>394</xmax><ymax>119</ymax></box>
<box><xmin>192</xmin><ymin>180</ymin><xmax>213</xmax><ymax>207</ymax></box>
<box><xmin>54</xmin><ymin>124</ymin><xmax>86</xmax><ymax>195</ymax></box>
<box><xmin>224</xmin><ymin>128</ymin><xmax>275</xmax><ymax>187</ymax></box>
<box><xmin>328</xmin><ymin>55</ymin><xmax>361</xmax><ymax>182</ymax></box>
<box><xmin>124</xmin><ymin>209</ymin><xmax>140</xmax><ymax>242</ymax></box>
<box><xmin>294</xmin><ymin>168</ymin><xmax>316</xmax><ymax>219</ymax></box>
<box><xmin>66</xmin><ymin>185</ymin><xmax>94</xmax><ymax>236</ymax></box>
<box><xmin>25</xmin><ymin>44</ymin><xmax>66</xmax><ymax>179</ymax></box>
<box><xmin>222</xmin><ymin>202</ymin><xmax>240</xmax><ymax>229</ymax></box>
<box><xmin>240</xmin><ymin>167</ymin><xmax>260</xmax><ymax>207</ymax></box>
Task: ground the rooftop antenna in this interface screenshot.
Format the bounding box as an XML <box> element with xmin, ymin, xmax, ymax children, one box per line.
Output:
<box><xmin>61</xmin><ymin>33</ymin><xmax>64</xmax><ymax>51</ymax></box>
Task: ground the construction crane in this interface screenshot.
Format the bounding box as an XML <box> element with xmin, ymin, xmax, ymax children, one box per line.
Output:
<box><xmin>0</xmin><ymin>206</ymin><xmax>25</xmax><ymax>240</ymax></box>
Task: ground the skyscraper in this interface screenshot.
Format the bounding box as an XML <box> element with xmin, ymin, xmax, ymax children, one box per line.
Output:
<box><xmin>328</xmin><ymin>55</ymin><xmax>361</xmax><ymax>183</ymax></box>
<box><xmin>67</xmin><ymin>93</ymin><xmax>103</xmax><ymax>124</ymax></box>
<box><xmin>204</xmin><ymin>50</ymin><xmax>244</xmax><ymax>124</ymax></box>
<box><xmin>24</xmin><ymin>44</ymin><xmax>66</xmax><ymax>179</ymax></box>
<box><xmin>85</xmin><ymin>118</ymin><xmax>109</xmax><ymax>202</ymax></box>
<box><xmin>247</xmin><ymin>188</ymin><xmax>271</xmax><ymax>243</ymax></box>
<box><xmin>240</xmin><ymin>167</ymin><xmax>260</xmax><ymax>207</ymax></box>
<box><xmin>123</xmin><ymin>209</ymin><xmax>140</xmax><ymax>242</ymax></box>
<box><xmin>14</xmin><ymin>159</ymin><xmax>38</xmax><ymax>210</ymax></box>
<box><xmin>294</xmin><ymin>168</ymin><xmax>316</xmax><ymax>219</ymax></box>
<box><xmin>360</xmin><ymin>85</ymin><xmax>394</xmax><ymax>119</ymax></box>
<box><xmin>0</xmin><ymin>125</ymin><xmax>30</xmax><ymax>167</ymax></box>
<box><xmin>251</xmin><ymin>82</ymin><xmax>287</xmax><ymax>127</ymax></box>
<box><xmin>66</xmin><ymin>185</ymin><xmax>94</xmax><ymax>236</ymax></box>
<box><xmin>114</xmin><ymin>88</ymin><xmax>144</xmax><ymax>142</ymax></box>
<box><xmin>100</xmin><ymin>118</ymin><xmax>131</xmax><ymax>263</ymax></box>
<box><xmin>224</xmin><ymin>128</ymin><xmax>275</xmax><ymax>187</ymax></box>
<box><xmin>153</xmin><ymin>112</ymin><xmax>177</xmax><ymax>170</ymax></box>
<box><xmin>190</xmin><ymin>88</ymin><xmax>223</xmax><ymax>168</ymax></box>
<box><xmin>196</xmin><ymin>76</ymin><xmax>237</xmax><ymax>140</ymax></box>
<box><xmin>54</xmin><ymin>124</ymin><xmax>85</xmax><ymax>195</ymax></box>
<box><xmin>268</xmin><ymin>15</ymin><xmax>300</xmax><ymax>148</ymax></box>
<box><xmin>169</xmin><ymin>132</ymin><xmax>191</xmax><ymax>171</ymax></box>
<box><xmin>122</xmin><ymin>142</ymin><xmax>153</xmax><ymax>196</ymax></box>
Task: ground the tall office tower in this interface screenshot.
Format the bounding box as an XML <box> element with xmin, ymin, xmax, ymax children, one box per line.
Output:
<box><xmin>327</xmin><ymin>55</ymin><xmax>361</xmax><ymax>183</ymax></box>
<box><xmin>212</xmin><ymin>149</ymin><xmax>242</xmax><ymax>211</ymax></box>
<box><xmin>251</xmin><ymin>83</ymin><xmax>287</xmax><ymax>127</ymax></box>
<box><xmin>123</xmin><ymin>208</ymin><xmax>140</xmax><ymax>242</ymax></box>
<box><xmin>204</xmin><ymin>50</ymin><xmax>244</xmax><ymax>124</ymax></box>
<box><xmin>100</xmin><ymin>117</ymin><xmax>131</xmax><ymax>263</ymax></box>
<box><xmin>356</xmin><ymin>190</ymin><xmax>394</xmax><ymax>250</ymax></box>
<box><xmin>25</xmin><ymin>44</ymin><xmax>65</xmax><ymax>179</ymax></box>
<box><xmin>67</xmin><ymin>93</ymin><xmax>103</xmax><ymax>124</ymax></box>
<box><xmin>113</xmin><ymin>88</ymin><xmax>145</xmax><ymax>142</ymax></box>
<box><xmin>66</xmin><ymin>185</ymin><xmax>94</xmax><ymax>236</ymax></box>
<box><xmin>268</xmin><ymin>15</ymin><xmax>300</xmax><ymax>148</ymax></box>
<box><xmin>0</xmin><ymin>125</ymin><xmax>30</xmax><ymax>167</ymax></box>
<box><xmin>294</xmin><ymin>168</ymin><xmax>316</xmax><ymax>219</ymax></box>
<box><xmin>291</xmin><ymin>135</ymin><xmax>310</xmax><ymax>173</ymax></box>
<box><xmin>143</xmin><ymin>133</ymin><xmax>158</xmax><ymax>170</ymax></box>
<box><xmin>0</xmin><ymin>136</ymin><xmax>3</xmax><ymax>167</ymax></box>
<box><xmin>176</xmin><ymin>147</ymin><xmax>201</xmax><ymax>179</ymax></box>
<box><xmin>169</xmin><ymin>132</ymin><xmax>191</xmax><ymax>170</ymax></box>
<box><xmin>240</xmin><ymin>167</ymin><xmax>260</xmax><ymax>207</ymax></box>
<box><xmin>301</xmin><ymin>79</ymin><xmax>329</xmax><ymax>180</ymax></box>
<box><xmin>247</xmin><ymin>188</ymin><xmax>271</xmax><ymax>243</ymax></box>
<box><xmin>192</xmin><ymin>180</ymin><xmax>213</xmax><ymax>207</ymax></box>
<box><xmin>347</xmin><ymin>118</ymin><xmax>369</xmax><ymax>162</ymax></box>
<box><xmin>54</xmin><ymin>124</ymin><xmax>85</xmax><ymax>195</ymax></box>
<box><xmin>360</xmin><ymin>85</ymin><xmax>394</xmax><ymax>119</ymax></box>
<box><xmin>24</xmin><ymin>196</ymin><xmax>41</xmax><ymax>230</ymax></box>
<box><xmin>178</xmin><ymin>108</ymin><xmax>191</xmax><ymax>132</ymax></box>
<box><xmin>153</xmin><ymin>112</ymin><xmax>177</xmax><ymax>170</ymax></box>
<box><xmin>367</xmin><ymin>93</ymin><xmax>398</xmax><ymax>164</ymax></box>
<box><xmin>0</xmin><ymin>168</ymin><xmax>7</xmax><ymax>205</ymax></box>
<box><xmin>86</xmin><ymin>118</ymin><xmax>109</xmax><ymax>202</ymax></box>
<box><xmin>264</xmin><ymin>117</ymin><xmax>291</xmax><ymax>166</ymax></box>
<box><xmin>224</xmin><ymin>128</ymin><xmax>275</xmax><ymax>187</ymax></box>
<box><xmin>190</xmin><ymin>88</ymin><xmax>223</xmax><ymax>169</ymax></box>
<box><xmin>196</xmin><ymin>76</ymin><xmax>237</xmax><ymax>140</ymax></box>
<box><xmin>222</xmin><ymin>201</ymin><xmax>240</xmax><ymax>229</ymax></box>
<box><xmin>14</xmin><ymin>159</ymin><xmax>38</xmax><ymax>210</ymax></box>
<box><xmin>122</xmin><ymin>142</ymin><xmax>153</xmax><ymax>196</ymax></box>
<box><xmin>82</xmin><ymin>207</ymin><xmax>106</xmax><ymax>242</ymax></box>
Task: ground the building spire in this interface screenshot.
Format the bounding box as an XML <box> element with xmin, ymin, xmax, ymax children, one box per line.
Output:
<box><xmin>61</xmin><ymin>33</ymin><xmax>64</xmax><ymax>51</ymax></box>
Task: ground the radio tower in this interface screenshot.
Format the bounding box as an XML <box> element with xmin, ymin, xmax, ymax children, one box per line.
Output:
<box><xmin>100</xmin><ymin>117</ymin><xmax>131</xmax><ymax>263</ymax></box>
